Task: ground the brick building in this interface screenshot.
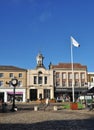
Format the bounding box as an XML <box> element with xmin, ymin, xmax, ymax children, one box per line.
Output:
<box><xmin>50</xmin><ymin>63</ymin><xmax>88</xmax><ymax>101</ymax></box>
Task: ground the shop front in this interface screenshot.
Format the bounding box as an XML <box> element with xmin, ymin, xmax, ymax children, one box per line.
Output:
<box><xmin>7</xmin><ymin>92</ymin><xmax>23</xmax><ymax>103</ymax></box>
<box><xmin>0</xmin><ymin>89</ymin><xmax>26</xmax><ymax>103</ymax></box>
<box><xmin>54</xmin><ymin>87</ymin><xmax>88</xmax><ymax>102</ymax></box>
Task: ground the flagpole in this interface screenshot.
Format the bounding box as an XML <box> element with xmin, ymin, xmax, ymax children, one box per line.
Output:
<box><xmin>71</xmin><ymin>40</ymin><xmax>75</xmax><ymax>102</ymax></box>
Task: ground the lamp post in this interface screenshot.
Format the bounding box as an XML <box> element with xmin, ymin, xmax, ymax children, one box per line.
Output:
<box><xmin>10</xmin><ymin>78</ymin><xmax>18</xmax><ymax>112</ymax></box>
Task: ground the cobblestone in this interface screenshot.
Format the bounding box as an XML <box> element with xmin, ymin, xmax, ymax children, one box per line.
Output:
<box><xmin>0</xmin><ymin>109</ymin><xmax>94</xmax><ymax>130</ymax></box>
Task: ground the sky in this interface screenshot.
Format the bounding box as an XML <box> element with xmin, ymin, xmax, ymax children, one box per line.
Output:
<box><xmin>0</xmin><ymin>0</ymin><xmax>94</xmax><ymax>72</ymax></box>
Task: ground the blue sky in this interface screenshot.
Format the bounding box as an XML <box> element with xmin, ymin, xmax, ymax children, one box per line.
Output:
<box><xmin>0</xmin><ymin>0</ymin><xmax>94</xmax><ymax>72</ymax></box>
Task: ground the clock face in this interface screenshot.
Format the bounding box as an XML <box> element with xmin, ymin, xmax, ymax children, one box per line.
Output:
<box><xmin>12</xmin><ymin>80</ymin><xmax>17</xmax><ymax>84</ymax></box>
<box><xmin>11</xmin><ymin>79</ymin><xmax>18</xmax><ymax>86</ymax></box>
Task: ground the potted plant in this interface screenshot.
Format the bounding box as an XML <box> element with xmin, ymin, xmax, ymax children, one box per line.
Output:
<box><xmin>49</xmin><ymin>99</ymin><xmax>56</xmax><ymax>103</ymax></box>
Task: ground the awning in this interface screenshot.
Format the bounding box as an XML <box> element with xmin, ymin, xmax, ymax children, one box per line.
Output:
<box><xmin>82</xmin><ymin>87</ymin><xmax>94</xmax><ymax>95</ymax></box>
<box><xmin>7</xmin><ymin>92</ymin><xmax>23</xmax><ymax>95</ymax></box>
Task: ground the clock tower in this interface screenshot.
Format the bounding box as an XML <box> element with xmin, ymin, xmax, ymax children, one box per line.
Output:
<box><xmin>36</xmin><ymin>53</ymin><xmax>45</xmax><ymax>68</ymax></box>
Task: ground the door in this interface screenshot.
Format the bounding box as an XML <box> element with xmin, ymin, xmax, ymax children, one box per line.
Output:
<box><xmin>0</xmin><ymin>92</ymin><xmax>4</xmax><ymax>102</ymax></box>
<box><xmin>30</xmin><ymin>89</ymin><xmax>37</xmax><ymax>101</ymax></box>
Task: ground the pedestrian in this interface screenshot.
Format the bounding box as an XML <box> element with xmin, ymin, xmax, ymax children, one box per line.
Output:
<box><xmin>44</xmin><ymin>98</ymin><xmax>49</xmax><ymax>111</ymax></box>
<box><xmin>45</xmin><ymin>98</ymin><xmax>49</xmax><ymax>105</ymax></box>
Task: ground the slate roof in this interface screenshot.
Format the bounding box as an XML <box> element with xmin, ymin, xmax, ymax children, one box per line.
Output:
<box><xmin>0</xmin><ymin>66</ymin><xmax>27</xmax><ymax>71</ymax></box>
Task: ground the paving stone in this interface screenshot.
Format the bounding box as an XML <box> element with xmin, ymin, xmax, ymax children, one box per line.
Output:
<box><xmin>0</xmin><ymin>109</ymin><xmax>94</xmax><ymax>130</ymax></box>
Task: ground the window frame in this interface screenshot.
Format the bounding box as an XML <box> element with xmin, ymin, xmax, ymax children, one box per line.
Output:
<box><xmin>0</xmin><ymin>73</ymin><xmax>4</xmax><ymax>78</ymax></box>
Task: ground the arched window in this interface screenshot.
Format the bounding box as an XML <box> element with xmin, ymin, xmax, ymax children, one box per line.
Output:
<box><xmin>38</xmin><ymin>71</ymin><xmax>42</xmax><ymax>75</ymax></box>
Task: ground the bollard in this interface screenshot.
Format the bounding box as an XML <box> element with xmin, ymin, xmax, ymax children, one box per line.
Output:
<box><xmin>34</xmin><ymin>106</ymin><xmax>38</xmax><ymax>111</ymax></box>
<box><xmin>14</xmin><ymin>106</ymin><xmax>17</xmax><ymax>111</ymax></box>
<box><xmin>53</xmin><ymin>106</ymin><xmax>57</xmax><ymax>111</ymax></box>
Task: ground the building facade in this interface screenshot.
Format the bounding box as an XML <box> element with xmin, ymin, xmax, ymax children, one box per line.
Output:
<box><xmin>0</xmin><ymin>66</ymin><xmax>27</xmax><ymax>102</ymax></box>
<box><xmin>50</xmin><ymin>63</ymin><xmax>88</xmax><ymax>101</ymax></box>
<box><xmin>88</xmin><ymin>72</ymin><xmax>94</xmax><ymax>89</ymax></box>
<box><xmin>0</xmin><ymin>53</ymin><xmax>89</xmax><ymax>103</ymax></box>
<box><xmin>27</xmin><ymin>53</ymin><xmax>54</xmax><ymax>101</ymax></box>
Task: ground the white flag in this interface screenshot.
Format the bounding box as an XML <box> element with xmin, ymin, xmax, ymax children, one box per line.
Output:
<box><xmin>71</xmin><ymin>36</ymin><xmax>80</xmax><ymax>47</ymax></box>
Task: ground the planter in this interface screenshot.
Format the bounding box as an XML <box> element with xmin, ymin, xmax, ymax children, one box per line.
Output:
<box><xmin>70</xmin><ymin>103</ymin><xmax>78</xmax><ymax>110</ymax></box>
<box><xmin>49</xmin><ymin>99</ymin><xmax>56</xmax><ymax>103</ymax></box>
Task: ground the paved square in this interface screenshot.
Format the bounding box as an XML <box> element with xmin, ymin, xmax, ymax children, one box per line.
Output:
<box><xmin>0</xmin><ymin>109</ymin><xmax>94</xmax><ymax>130</ymax></box>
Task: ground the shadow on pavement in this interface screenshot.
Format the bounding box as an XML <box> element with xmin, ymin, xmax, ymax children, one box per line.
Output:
<box><xmin>0</xmin><ymin>117</ymin><xmax>94</xmax><ymax>130</ymax></box>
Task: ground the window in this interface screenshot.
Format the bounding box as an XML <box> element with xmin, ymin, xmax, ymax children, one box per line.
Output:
<box><xmin>9</xmin><ymin>73</ymin><xmax>14</xmax><ymax>78</ymax></box>
<box><xmin>44</xmin><ymin>89</ymin><xmax>50</xmax><ymax>99</ymax></box>
<box><xmin>62</xmin><ymin>81</ymin><xmax>66</xmax><ymax>87</ymax></box>
<box><xmin>9</xmin><ymin>81</ymin><xmax>12</xmax><ymax>87</ymax></box>
<box><xmin>74</xmin><ymin>73</ymin><xmax>79</xmax><ymax>79</ymax></box>
<box><xmin>38</xmin><ymin>71</ymin><xmax>42</xmax><ymax>75</ymax></box>
<box><xmin>38</xmin><ymin>76</ymin><xmax>42</xmax><ymax>84</ymax></box>
<box><xmin>44</xmin><ymin>76</ymin><xmax>47</xmax><ymax>84</ymax></box>
<box><xmin>69</xmin><ymin>81</ymin><xmax>72</xmax><ymax>87</ymax></box>
<box><xmin>75</xmin><ymin>81</ymin><xmax>79</xmax><ymax>86</ymax></box>
<box><xmin>19</xmin><ymin>73</ymin><xmax>22</xmax><ymax>78</ymax></box>
<box><xmin>34</xmin><ymin>76</ymin><xmax>37</xmax><ymax>84</ymax></box>
<box><xmin>56</xmin><ymin>81</ymin><xmax>60</xmax><ymax>86</ymax></box>
<box><xmin>18</xmin><ymin>81</ymin><xmax>22</xmax><ymax>87</ymax></box>
<box><xmin>68</xmin><ymin>73</ymin><xmax>72</xmax><ymax>79</ymax></box>
<box><xmin>62</xmin><ymin>73</ymin><xmax>66</xmax><ymax>79</ymax></box>
<box><xmin>56</xmin><ymin>73</ymin><xmax>59</xmax><ymax>78</ymax></box>
<box><xmin>0</xmin><ymin>81</ymin><xmax>3</xmax><ymax>87</ymax></box>
<box><xmin>0</xmin><ymin>73</ymin><xmax>4</xmax><ymax>78</ymax></box>
<box><xmin>81</xmin><ymin>81</ymin><xmax>84</xmax><ymax>86</ymax></box>
<box><xmin>81</xmin><ymin>73</ymin><xmax>85</xmax><ymax>79</ymax></box>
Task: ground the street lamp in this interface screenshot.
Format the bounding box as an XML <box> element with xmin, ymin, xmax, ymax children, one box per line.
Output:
<box><xmin>10</xmin><ymin>78</ymin><xmax>18</xmax><ymax>112</ymax></box>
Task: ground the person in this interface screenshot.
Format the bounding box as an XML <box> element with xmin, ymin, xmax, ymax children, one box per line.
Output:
<box><xmin>45</xmin><ymin>98</ymin><xmax>49</xmax><ymax>105</ymax></box>
<box><xmin>44</xmin><ymin>98</ymin><xmax>49</xmax><ymax>111</ymax></box>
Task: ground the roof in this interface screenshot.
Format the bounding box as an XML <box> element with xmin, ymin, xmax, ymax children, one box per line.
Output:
<box><xmin>0</xmin><ymin>66</ymin><xmax>27</xmax><ymax>71</ymax></box>
<box><xmin>51</xmin><ymin>63</ymin><xmax>87</xmax><ymax>70</ymax></box>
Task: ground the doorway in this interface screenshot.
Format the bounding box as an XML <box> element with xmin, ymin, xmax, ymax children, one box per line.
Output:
<box><xmin>0</xmin><ymin>92</ymin><xmax>4</xmax><ymax>102</ymax></box>
<box><xmin>30</xmin><ymin>89</ymin><xmax>37</xmax><ymax>101</ymax></box>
